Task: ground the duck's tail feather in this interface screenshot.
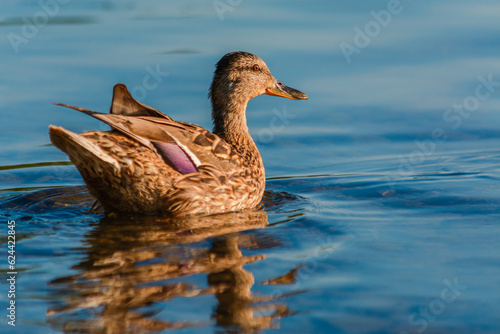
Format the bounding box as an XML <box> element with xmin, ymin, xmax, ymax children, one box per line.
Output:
<box><xmin>110</xmin><ymin>84</ymin><xmax>173</xmax><ymax>120</ymax></box>
<box><xmin>52</xmin><ymin>103</ymin><xmax>97</xmax><ymax>117</ymax></box>
<box><xmin>49</xmin><ymin>125</ymin><xmax>120</xmax><ymax>170</ymax></box>
<box><xmin>53</xmin><ymin>83</ymin><xmax>172</xmax><ymax>121</ymax></box>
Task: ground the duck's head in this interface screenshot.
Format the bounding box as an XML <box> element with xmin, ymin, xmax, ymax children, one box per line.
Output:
<box><xmin>210</xmin><ymin>51</ymin><xmax>308</xmax><ymax>123</ymax></box>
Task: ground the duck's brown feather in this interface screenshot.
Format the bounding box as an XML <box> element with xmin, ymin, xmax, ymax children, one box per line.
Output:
<box><xmin>50</xmin><ymin>86</ymin><xmax>263</xmax><ymax>215</ymax></box>
<box><xmin>49</xmin><ymin>52</ymin><xmax>307</xmax><ymax>216</ymax></box>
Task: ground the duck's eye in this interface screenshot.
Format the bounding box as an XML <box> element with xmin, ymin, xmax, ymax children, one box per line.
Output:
<box><xmin>253</xmin><ymin>64</ymin><xmax>260</xmax><ymax>71</ymax></box>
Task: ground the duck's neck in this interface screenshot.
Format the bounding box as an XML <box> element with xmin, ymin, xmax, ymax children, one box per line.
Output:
<box><xmin>212</xmin><ymin>99</ymin><xmax>263</xmax><ymax>169</ymax></box>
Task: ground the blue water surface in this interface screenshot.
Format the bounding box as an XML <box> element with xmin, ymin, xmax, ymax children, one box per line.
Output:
<box><xmin>1</xmin><ymin>1</ymin><xmax>500</xmax><ymax>333</ymax></box>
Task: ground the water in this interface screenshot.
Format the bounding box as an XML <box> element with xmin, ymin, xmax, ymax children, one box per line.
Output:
<box><xmin>1</xmin><ymin>1</ymin><xmax>500</xmax><ymax>333</ymax></box>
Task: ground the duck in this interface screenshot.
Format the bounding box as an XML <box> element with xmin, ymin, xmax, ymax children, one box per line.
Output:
<box><xmin>49</xmin><ymin>51</ymin><xmax>308</xmax><ymax>216</ymax></box>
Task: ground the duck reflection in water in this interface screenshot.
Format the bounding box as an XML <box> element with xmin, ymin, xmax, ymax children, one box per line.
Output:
<box><xmin>47</xmin><ymin>210</ymin><xmax>302</xmax><ymax>333</ymax></box>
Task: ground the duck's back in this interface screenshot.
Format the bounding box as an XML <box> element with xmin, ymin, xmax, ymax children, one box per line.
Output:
<box><xmin>49</xmin><ymin>84</ymin><xmax>264</xmax><ymax>215</ymax></box>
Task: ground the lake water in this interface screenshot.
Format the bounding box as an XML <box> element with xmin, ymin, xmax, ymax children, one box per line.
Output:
<box><xmin>1</xmin><ymin>1</ymin><xmax>500</xmax><ymax>333</ymax></box>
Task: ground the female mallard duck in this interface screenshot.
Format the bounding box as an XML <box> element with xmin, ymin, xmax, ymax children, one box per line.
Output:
<box><xmin>49</xmin><ymin>51</ymin><xmax>308</xmax><ymax>215</ymax></box>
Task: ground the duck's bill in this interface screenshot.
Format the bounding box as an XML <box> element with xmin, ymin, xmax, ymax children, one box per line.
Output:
<box><xmin>266</xmin><ymin>80</ymin><xmax>308</xmax><ymax>100</ymax></box>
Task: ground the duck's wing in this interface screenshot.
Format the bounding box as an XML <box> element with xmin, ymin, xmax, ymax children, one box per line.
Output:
<box><xmin>52</xmin><ymin>103</ymin><xmax>242</xmax><ymax>176</ymax></box>
<box><xmin>109</xmin><ymin>83</ymin><xmax>173</xmax><ymax>120</ymax></box>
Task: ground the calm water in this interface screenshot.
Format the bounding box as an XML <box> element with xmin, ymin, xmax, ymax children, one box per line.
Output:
<box><xmin>1</xmin><ymin>1</ymin><xmax>500</xmax><ymax>333</ymax></box>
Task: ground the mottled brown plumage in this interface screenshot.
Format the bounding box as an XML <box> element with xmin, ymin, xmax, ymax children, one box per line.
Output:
<box><xmin>49</xmin><ymin>51</ymin><xmax>307</xmax><ymax>216</ymax></box>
